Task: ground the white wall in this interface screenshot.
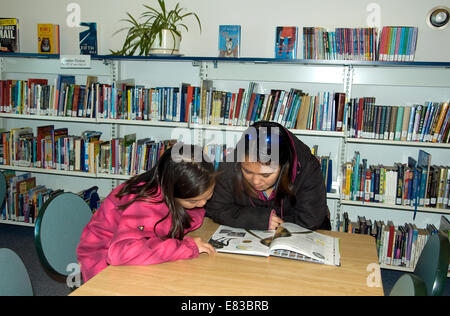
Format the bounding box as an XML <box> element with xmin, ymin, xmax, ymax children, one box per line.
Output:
<box><xmin>2</xmin><ymin>0</ymin><xmax>450</xmax><ymax>61</ymax></box>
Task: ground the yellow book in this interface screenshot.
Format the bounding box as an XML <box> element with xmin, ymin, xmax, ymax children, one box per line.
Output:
<box><xmin>0</xmin><ymin>18</ymin><xmax>19</xmax><ymax>52</ymax></box>
<box><xmin>127</xmin><ymin>89</ymin><xmax>131</xmax><ymax>120</ymax></box>
<box><xmin>37</xmin><ymin>23</ymin><xmax>60</xmax><ymax>54</ymax></box>
<box><xmin>432</xmin><ymin>102</ymin><xmax>449</xmax><ymax>142</ymax></box>
<box><xmin>345</xmin><ymin>163</ymin><xmax>352</xmax><ymax>200</ymax></box>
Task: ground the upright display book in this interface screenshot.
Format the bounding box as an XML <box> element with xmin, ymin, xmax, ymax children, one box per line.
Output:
<box><xmin>37</xmin><ymin>23</ymin><xmax>60</xmax><ymax>54</ymax></box>
<box><xmin>79</xmin><ymin>22</ymin><xmax>98</xmax><ymax>55</ymax></box>
<box><xmin>218</xmin><ymin>25</ymin><xmax>240</xmax><ymax>58</ymax></box>
<box><xmin>209</xmin><ymin>222</ymin><xmax>341</xmax><ymax>266</ymax></box>
<box><xmin>275</xmin><ymin>26</ymin><xmax>298</xmax><ymax>59</ymax></box>
<box><xmin>0</xmin><ymin>18</ymin><xmax>19</xmax><ymax>52</ymax></box>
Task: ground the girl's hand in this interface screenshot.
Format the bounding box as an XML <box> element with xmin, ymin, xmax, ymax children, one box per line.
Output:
<box><xmin>269</xmin><ymin>214</ymin><xmax>284</xmax><ymax>230</ymax></box>
<box><xmin>193</xmin><ymin>237</ymin><xmax>216</xmax><ymax>255</ymax></box>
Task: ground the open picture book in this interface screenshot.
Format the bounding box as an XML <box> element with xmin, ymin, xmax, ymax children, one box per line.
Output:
<box><xmin>208</xmin><ymin>222</ymin><xmax>341</xmax><ymax>266</ymax></box>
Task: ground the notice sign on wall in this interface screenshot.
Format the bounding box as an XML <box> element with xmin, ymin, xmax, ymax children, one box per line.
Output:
<box><xmin>60</xmin><ymin>55</ymin><xmax>91</xmax><ymax>68</ymax></box>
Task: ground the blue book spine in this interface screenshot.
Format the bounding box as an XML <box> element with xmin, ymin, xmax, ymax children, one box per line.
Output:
<box><xmin>407</xmin><ymin>105</ymin><xmax>416</xmax><ymax>141</ymax></box>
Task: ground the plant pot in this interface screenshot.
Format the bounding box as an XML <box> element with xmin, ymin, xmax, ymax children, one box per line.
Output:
<box><xmin>149</xmin><ymin>29</ymin><xmax>181</xmax><ymax>55</ymax></box>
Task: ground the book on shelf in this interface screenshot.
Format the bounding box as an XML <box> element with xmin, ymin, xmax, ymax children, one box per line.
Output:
<box><xmin>346</xmin><ymin>100</ymin><xmax>450</xmax><ymax>143</ymax></box>
<box><xmin>0</xmin><ymin>18</ymin><xmax>19</xmax><ymax>53</ymax></box>
<box><xmin>208</xmin><ymin>222</ymin><xmax>341</xmax><ymax>266</ymax></box>
<box><xmin>275</xmin><ymin>26</ymin><xmax>298</xmax><ymax>59</ymax></box>
<box><xmin>303</xmin><ymin>27</ymin><xmax>377</xmax><ymax>61</ymax></box>
<box><xmin>79</xmin><ymin>22</ymin><xmax>98</xmax><ymax>55</ymax></box>
<box><xmin>1</xmin><ymin>171</ymin><xmax>56</xmax><ymax>224</ymax></box>
<box><xmin>378</xmin><ymin>26</ymin><xmax>418</xmax><ymax>62</ymax></box>
<box><xmin>218</xmin><ymin>25</ymin><xmax>240</xmax><ymax>58</ymax></box>
<box><xmin>0</xmin><ymin>74</ymin><xmax>354</xmax><ymax>134</ymax></box>
<box><xmin>78</xmin><ymin>185</ymin><xmax>100</xmax><ymax>212</ymax></box>
<box><xmin>0</xmin><ymin>123</ymin><xmax>185</xmax><ymax>177</ymax></box>
<box><xmin>37</xmin><ymin>23</ymin><xmax>60</xmax><ymax>54</ymax></box>
<box><xmin>311</xmin><ymin>145</ymin><xmax>333</xmax><ymax>193</ymax></box>
<box><xmin>342</xmin><ymin>151</ymin><xmax>450</xmax><ymax>210</ymax></box>
<box><xmin>336</xmin><ymin>212</ymin><xmax>441</xmax><ymax>270</ymax></box>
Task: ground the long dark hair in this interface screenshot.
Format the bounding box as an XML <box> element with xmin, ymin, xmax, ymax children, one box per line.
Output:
<box><xmin>116</xmin><ymin>144</ymin><xmax>216</xmax><ymax>240</ymax></box>
<box><xmin>235</xmin><ymin>121</ymin><xmax>296</xmax><ymax>205</ymax></box>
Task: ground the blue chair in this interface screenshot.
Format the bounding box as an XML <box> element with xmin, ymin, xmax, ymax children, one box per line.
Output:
<box><xmin>0</xmin><ymin>248</ymin><xmax>34</xmax><ymax>296</ymax></box>
<box><xmin>34</xmin><ymin>192</ymin><xmax>92</xmax><ymax>280</ymax></box>
<box><xmin>413</xmin><ymin>233</ymin><xmax>450</xmax><ymax>296</ymax></box>
<box><xmin>389</xmin><ymin>273</ymin><xmax>427</xmax><ymax>296</ymax></box>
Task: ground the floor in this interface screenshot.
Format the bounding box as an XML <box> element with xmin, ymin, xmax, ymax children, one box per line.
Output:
<box><xmin>0</xmin><ymin>223</ymin><xmax>448</xmax><ymax>296</ymax></box>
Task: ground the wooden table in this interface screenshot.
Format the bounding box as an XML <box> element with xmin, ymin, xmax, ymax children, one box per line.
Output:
<box><xmin>70</xmin><ymin>218</ymin><xmax>384</xmax><ymax>296</ymax></box>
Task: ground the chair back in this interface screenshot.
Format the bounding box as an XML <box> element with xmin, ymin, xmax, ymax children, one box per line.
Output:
<box><xmin>0</xmin><ymin>248</ymin><xmax>33</xmax><ymax>296</ymax></box>
<box><xmin>389</xmin><ymin>273</ymin><xmax>427</xmax><ymax>296</ymax></box>
<box><xmin>34</xmin><ymin>192</ymin><xmax>92</xmax><ymax>276</ymax></box>
<box><xmin>413</xmin><ymin>233</ymin><xmax>450</xmax><ymax>296</ymax></box>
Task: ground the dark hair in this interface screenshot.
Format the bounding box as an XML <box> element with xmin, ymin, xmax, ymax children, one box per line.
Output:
<box><xmin>116</xmin><ymin>144</ymin><xmax>216</xmax><ymax>240</ymax></box>
<box><xmin>235</xmin><ymin>121</ymin><xmax>296</xmax><ymax>205</ymax></box>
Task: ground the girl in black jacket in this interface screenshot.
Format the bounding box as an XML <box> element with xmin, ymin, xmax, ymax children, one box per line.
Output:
<box><xmin>205</xmin><ymin>121</ymin><xmax>331</xmax><ymax>231</ymax></box>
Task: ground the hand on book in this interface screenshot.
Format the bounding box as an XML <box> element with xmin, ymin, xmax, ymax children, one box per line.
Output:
<box><xmin>193</xmin><ymin>237</ymin><xmax>217</xmax><ymax>255</ymax></box>
<box><xmin>269</xmin><ymin>214</ymin><xmax>284</xmax><ymax>230</ymax></box>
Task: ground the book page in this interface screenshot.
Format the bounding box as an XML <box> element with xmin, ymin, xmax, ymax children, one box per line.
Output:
<box><xmin>269</xmin><ymin>222</ymin><xmax>341</xmax><ymax>266</ymax></box>
<box><xmin>208</xmin><ymin>225</ymin><xmax>274</xmax><ymax>257</ymax></box>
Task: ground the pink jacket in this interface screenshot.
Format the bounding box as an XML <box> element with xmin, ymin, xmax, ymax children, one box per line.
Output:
<box><xmin>76</xmin><ymin>184</ymin><xmax>204</xmax><ymax>282</ymax></box>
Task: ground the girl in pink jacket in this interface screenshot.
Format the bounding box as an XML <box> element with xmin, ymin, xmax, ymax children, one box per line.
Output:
<box><xmin>77</xmin><ymin>145</ymin><xmax>217</xmax><ymax>282</ymax></box>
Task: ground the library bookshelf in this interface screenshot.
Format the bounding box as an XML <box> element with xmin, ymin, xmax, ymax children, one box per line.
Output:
<box><xmin>0</xmin><ymin>53</ymin><xmax>448</xmax><ymax>275</ymax></box>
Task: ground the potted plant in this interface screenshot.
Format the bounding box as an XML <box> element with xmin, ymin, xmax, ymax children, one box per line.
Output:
<box><xmin>111</xmin><ymin>0</ymin><xmax>202</xmax><ymax>56</ymax></box>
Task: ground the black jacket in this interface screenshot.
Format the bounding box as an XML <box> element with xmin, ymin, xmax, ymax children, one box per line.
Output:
<box><xmin>205</xmin><ymin>127</ymin><xmax>331</xmax><ymax>231</ymax></box>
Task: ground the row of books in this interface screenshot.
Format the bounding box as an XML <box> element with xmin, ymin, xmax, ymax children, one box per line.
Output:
<box><xmin>5</xmin><ymin>75</ymin><xmax>449</xmax><ymax>145</ymax></box>
<box><xmin>194</xmin><ymin>81</ymin><xmax>347</xmax><ymax>131</ymax></box>
<box><xmin>2</xmin><ymin>127</ymin><xmax>103</xmax><ymax>172</ymax></box>
<box><xmin>378</xmin><ymin>26</ymin><xmax>418</xmax><ymax>62</ymax></box>
<box><xmin>98</xmin><ymin>135</ymin><xmax>176</xmax><ymax>176</ymax></box>
<box><xmin>1</xmin><ymin>170</ymin><xmax>100</xmax><ymax>224</ymax></box>
<box><xmin>0</xmin><ymin>76</ymin><xmax>100</xmax><ymax>118</ymax></box>
<box><xmin>346</xmin><ymin>99</ymin><xmax>450</xmax><ymax>143</ymax></box>
<box><xmin>336</xmin><ymin>212</ymin><xmax>441</xmax><ymax>269</ymax></box>
<box><xmin>1</xmin><ymin>170</ymin><xmax>59</xmax><ymax>223</ymax></box>
<box><xmin>303</xmin><ymin>27</ymin><xmax>378</xmax><ymax>61</ymax></box>
<box><xmin>2</xmin><ymin>125</ymin><xmax>336</xmax><ymax>193</ymax></box>
<box><xmin>0</xmin><ymin>126</ymin><xmax>180</xmax><ymax>176</ymax></box>
<box><xmin>311</xmin><ymin>145</ymin><xmax>333</xmax><ymax>193</ymax></box>
<box><xmin>275</xmin><ymin>25</ymin><xmax>417</xmax><ymax>61</ymax></box>
<box><xmin>0</xmin><ymin>76</ymin><xmax>350</xmax><ymax>132</ymax></box>
<box><xmin>1</xmin><ymin>18</ymin><xmax>419</xmax><ymax>63</ymax></box>
<box><xmin>342</xmin><ymin>150</ymin><xmax>450</xmax><ymax>210</ymax></box>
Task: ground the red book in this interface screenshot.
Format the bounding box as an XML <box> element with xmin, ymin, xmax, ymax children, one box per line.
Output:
<box><xmin>228</xmin><ymin>93</ymin><xmax>236</xmax><ymax>126</ymax></box>
<box><xmin>335</xmin><ymin>92</ymin><xmax>346</xmax><ymax>132</ymax></box>
<box><xmin>6</xmin><ymin>80</ymin><xmax>12</xmax><ymax>112</ymax></box>
<box><xmin>28</xmin><ymin>78</ymin><xmax>48</xmax><ymax>86</ymax></box>
<box><xmin>357</xmin><ymin>98</ymin><xmax>364</xmax><ymax>138</ymax></box>
<box><xmin>0</xmin><ymin>80</ymin><xmax>5</xmax><ymax>111</ymax></box>
<box><xmin>36</xmin><ymin>125</ymin><xmax>54</xmax><ymax>168</ymax></box>
<box><xmin>234</xmin><ymin>88</ymin><xmax>244</xmax><ymax>123</ymax></box>
<box><xmin>185</xmin><ymin>86</ymin><xmax>194</xmax><ymax>123</ymax></box>
<box><xmin>246</xmin><ymin>93</ymin><xmax>257</xmax><ymax>124</ymax></box>
<box><xmin>71</xmin><ymin>85</ymin><xmax>80</xmax><ymax>117</ymax></box>
<box><xmin>364</xmin><ymin>169</ymin><xmax>372</xmax><ymax>202</ymax></box>
<box><xmin>386</xmin><ymin>222</ymin><xmax>395</xmax><ymax>265</ymax></box>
